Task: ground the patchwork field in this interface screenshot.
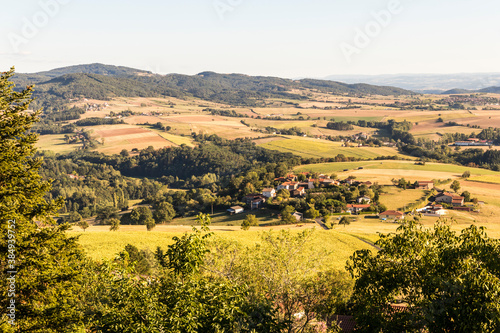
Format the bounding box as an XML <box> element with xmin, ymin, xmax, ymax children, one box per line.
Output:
<box><xmin>88</xmin><ymin>125</ymin><xmax>177</xmax><ymax>154</ymax></box>
<box><xmin>39</xmin><ymin>92</ymin><xmax>500</xmax><ymax>157</ymax></box>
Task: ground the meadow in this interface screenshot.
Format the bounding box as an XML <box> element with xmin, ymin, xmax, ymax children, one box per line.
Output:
<box><xmin>295</xmin><ymin>160</ymin><xmax>500</xmax><ymax>178</ymax></box>
<box><xmin>68</xmin><ymin>226</ymin><xmax>374</xmax><ymax>271</ymax></box>
<box><xmin>258</xmin><ymin>136</ymin><xmax>409</xmax><ymax>159</ymax></box>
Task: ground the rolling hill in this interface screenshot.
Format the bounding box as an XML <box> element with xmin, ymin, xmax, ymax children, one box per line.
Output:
<box><xmin>12</xmin><ymin>63</ymin><xmax>416</xmax><ymax>110</ymax></box>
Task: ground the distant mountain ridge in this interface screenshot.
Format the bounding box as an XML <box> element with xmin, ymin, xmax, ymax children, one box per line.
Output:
<box><xmin>323</xmin><ymin>73</ymin><xmax>500</xmax><ymax>94</ymax></box>
<box><xmin>11</xmin><ymin>63</ymin><xmax>415</xmax><ymax>109</ymax></box>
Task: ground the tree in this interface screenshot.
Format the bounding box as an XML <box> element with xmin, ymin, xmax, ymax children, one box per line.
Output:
<box><xmin>280</xmin><ymin>205</ymin><xmax>297</xmax><ymax>224</ymax></box>
<box><xmin>77</xmin><ymin>220</ymin><xmax>89</xmax><ymax>232</ymax></box>
<box><xmin>278</xmin><ymin>188</ymin><xmax>291</xmax><ymax>200</ymax></box>
<box><xmin>0</xmin><ymin>68</ymin><xmax>86</xmax><ymax>331</ymax></box>
<box><xmin>462</xmin><ymin>170</ymin><xmax>471</xmax><ymax>178</ymax></box>
<box><xmin>145</xmin><ymin>217</ymin><xmax>156</xmax><ymax>231</ymax></box>
<box><xmin>451</xmin><ymin>180</ymin><xmax>461</xmax><ymax>193</ymax></box>
<box><xmin>347</xmin><ymin>219</ymin><xmax>500</xmax><ymax>332</ymax></box>
<box><xmin>153</xmin><ymin>201</ymin><xmax>176</xmax><ymax>224</ymax></box>
<box><xmin>130</xmin><ymin>206</ymin><xmax>153</xmax><ymax>225</ymax></box>
<box><xmin>339</xmin><ymin>216</ymin><xmax>350</xmax><ymax>227</ymax></box>
<box><xmin>94</xmin><ymin>206</ymin><xmax>119</xmax><ymax>225</ymax></box>
<box><xmin>67</xmin><ymin>211</ymin><xmax>82</xmax><ymax>223</ymax></box>
<box><xmin>241</xmin><ymin>214</ymin><xmax>258</xmax><ymax>230</ymax></box>
<box><xmin>109</xmin><ymin>218</ymin><xmax>121</xmax><ymax>231</ymax></box>
<box><xmin>305</xmin><ymin>204</ymin><xmax>320</xmax><ymax>219</ymax></box>
<box><xmin>461</xmin><ymin>190</ymin><xmax>471</xmax><ymax>202</ymax></box>
<box><xmin>231</xmin><ymin>229</ymin><xmax>352</xmax><ymax>332</ymax></box>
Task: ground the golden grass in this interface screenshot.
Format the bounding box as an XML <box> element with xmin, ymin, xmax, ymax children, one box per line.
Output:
<box><xmin>68</xmin><ymin>226</ymin><xmax>374</xmax><ymax>271</ymax></box>
<box><xmin>259</xmin><ymin>137</ymin><xmax>406</xmax><ymax>159</ymax></box>
<box><xmin>379</xmin><ymin>187</ymin><xmax>427</xmax><ymax>211</ymax></box>
<box><xmin>36</xmin><ymin>134</ymin><xmax>82</xmax><ymax>153</ymax></box>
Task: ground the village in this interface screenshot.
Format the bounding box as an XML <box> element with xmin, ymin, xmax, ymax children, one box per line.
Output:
<box><xmin>226</xmin><ymin>171</ymin><xmax>475</xmax><ymax>225</ymax></box>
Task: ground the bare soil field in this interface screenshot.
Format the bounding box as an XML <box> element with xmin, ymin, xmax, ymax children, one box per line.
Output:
<box><xmin>96</xmin><ymin>127</ymin><xmax>150</xmax><ymax>138</ymax></box>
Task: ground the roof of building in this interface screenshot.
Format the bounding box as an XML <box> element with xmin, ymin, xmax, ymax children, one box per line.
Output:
<box><xmin>380</xmin><ymin>210</ymin><xmax>404</xmax><ymax>216</ymax></box>
<box><xmin>347</xmin><ymin>204</ymin><xmax>371</xmax><ymax>208</ymax></box>
<box><xmin>262</xmin><ymin>188</ymin><xmax>275</xmax><ymax>192</ymax></box>
<box><xmin>417</xmin><ymin>181</ymin><xmax>434</xmax><ymax>184</ymax></box>
<box><xmin>229</xmin><ymin>206</ymin><xmax>244</xmax><ymax>210</ymax></box>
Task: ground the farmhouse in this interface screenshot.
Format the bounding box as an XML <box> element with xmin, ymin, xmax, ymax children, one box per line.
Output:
<box><xmin>262</xmin><ymin>188</ymin><xmax>276</xmax><ymax>198</ymax></box>
<box><xmin>346</xmin><ymin>204</ymin><xmax>371</xmax><ymax>215</ymax></box>
<box><xmin>380</xmin><ymin>210</ymin><xmax>404</xmax><ymax>220</ymax></box>
<box><xmin>227</xmin><ymin>206</ymin><xmax>244</xmax><ymax>215</ymax></box>
<box><xmin>416</xmin><ymin>181</ymin><xmax>434</xmax><ymax>190</ymax></box>
<box><xmin>435</xmin><ymin>192</ymin><xmax>465</xmax><ymax>207</ymax></box>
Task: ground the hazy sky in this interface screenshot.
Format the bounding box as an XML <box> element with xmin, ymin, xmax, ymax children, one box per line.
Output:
<box><xmin>1</xmin><ymin>0</ymin><xmax>499</xmax><ymax>78</ymax></box>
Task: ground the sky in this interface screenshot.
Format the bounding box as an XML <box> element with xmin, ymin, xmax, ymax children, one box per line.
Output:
<box><xmin>1</xmin><ymin>0</ymin><xmax>499</xmax><ymax>78</ymax></box>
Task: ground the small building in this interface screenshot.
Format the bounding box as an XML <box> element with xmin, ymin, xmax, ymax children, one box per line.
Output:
<box><xmin>243</xmin><ymin>194</ymin><xmax>266</xmax><ymax>210</ymax></box>
<box><xmin>416</xmin><ymin>181</ymin><xmax>434</xmax><ymax>190</ymax></box>
<box><xmin>292</xmin><ymin>212</ymin><xmax>303</xmax><ymax>222</ymax></box>
<box><xmin>347</xmin><ymin>204</ymin><xmax>371</xmax><ymax>215</ymax></box>
<box><xmin>356</xmin><ymin>196</ymin><xmax>371</xmax><ymax>204</ymax></box>
<box><xmin>227</xmin><ymin>206</ymin><xmax>244</xmax><ymax>215</ymax></box>
<box><xmin>251</xmin><ymin>198</ymin><xmax>266</xmax><ymax>210</ymax></box>
<box><xmin>380</xmin><ymin>210</ymin><xmax>404</xmax><ymax>220</ymax></box>
<box><xmin>262</xmin><ymin>188</ymin><xmax>276</xmax><ymax>198</ymax></box>
<box><xmin>292</xmin><ymin>187</ymin><xmax>306</xmax><ymax>197</ymax></box>
<box><xmin>418</xmin><ymin>204</ymin><xmax>447</xmax><ymax>216</ymax></box>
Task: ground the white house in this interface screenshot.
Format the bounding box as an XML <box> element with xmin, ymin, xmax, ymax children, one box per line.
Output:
<box><xmin>262</xmin><ymin>188</ymin><xmax>276</xmax><ymax>198</ymax></box>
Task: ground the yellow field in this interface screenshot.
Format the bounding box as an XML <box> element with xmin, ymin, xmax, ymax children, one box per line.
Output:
<box><xmin>379</xmin><ymin>187</ymin><xmax>427</xmax><ymax>211</ymax></box>
<box><xmin>259</xmin><ymin>136</ymin><xmax>409</xmax><ymax>159</ymax></box>
<box><xmin>68</xmin><ymin>226</ymin><xmax>373</xmax><ymax>270</ymax></box>
<box><xmin>36</xmin><ymin>134</ymin><xmax>82</xmax><ymax>153</ymax></box>
<box><xmin>467</xmin><ymin>175</ymin><xmax>500</xmax><ymax>185</ymax></box>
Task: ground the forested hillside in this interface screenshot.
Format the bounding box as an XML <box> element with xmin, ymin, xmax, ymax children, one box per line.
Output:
<box><xmin>12</xmin><ymin>63</ymin><xmax>415</xmax><ymax>110</ymax></box>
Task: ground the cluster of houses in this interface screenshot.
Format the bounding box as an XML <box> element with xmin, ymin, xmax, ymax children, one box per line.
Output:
<box><xmin>227</xmin><ymin>176</ymin><xmax>472</xmax><ymax>223</ymax></box>
<box><xmin>453</xmin><ymin>138</ymin><xmax>493</xmax><ymax>147</ymax></box>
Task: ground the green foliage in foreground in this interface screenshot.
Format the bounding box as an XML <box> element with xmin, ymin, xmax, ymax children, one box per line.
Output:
<box><xmin>348</xmin><ymin>219</ymin><xmax>500</xmax><ymax>332</ymax></box>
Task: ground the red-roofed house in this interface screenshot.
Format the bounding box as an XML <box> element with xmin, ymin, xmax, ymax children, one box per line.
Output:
<box><xmin>380</xmin><ymin>210</ymin><xmax>404</xmax><ymax>220</ymax></box>
<box><xmin>435</xmin><ymin>192</ymin><xmax>464</xmax><ymax>207</ymax></box>
<box><xmin>347</xmin><ymin>204</ymin><xmax>371</xmax><ymax>214</ymax></box>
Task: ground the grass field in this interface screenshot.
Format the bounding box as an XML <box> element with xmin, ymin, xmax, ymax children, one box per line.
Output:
<box><xmin>379</xmin><ymin>187</ymin><xmax>427</xmax><ymax>211</ymax></box>
<box><xmin>68</xmin><ymin>227</ymin><xmax>374</xmax><ymax>270</ymax></box>
<box><xmin>467</xmin><ymin>175</ymin><xmax>500</xmax><ymax>185</ymax></box>
<box><xmin>259</xmin><ymin>136</ymin><xmax>408</xmax><ymax>159</ymax></box>
<box><xmin>172</xmin><ymin>210</ymin><xmax>284</xmax><ymax>227</ymax></box>
<box><xmin>36</xmin><ymin>134</ymin><xmax>82</xmax><ymax>153</ymax></box>
<box><xmin>295</xmin><ymin>160</ymin><xmax>500</xmax><ymax>177</ymax></box>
